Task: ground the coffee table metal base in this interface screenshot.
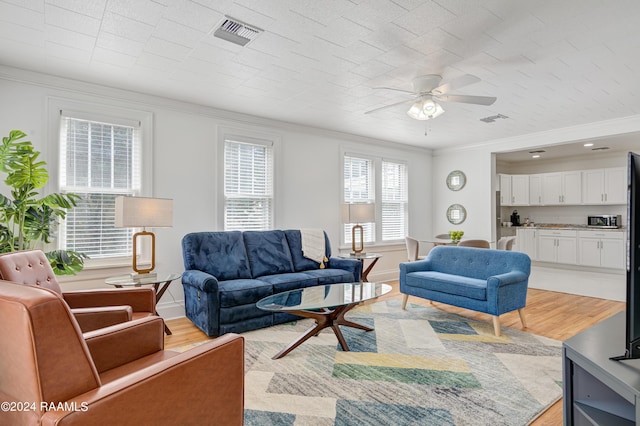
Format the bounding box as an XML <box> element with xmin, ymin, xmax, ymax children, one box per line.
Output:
<box><xmin>271</xmin><ymin>302</ymin><xmax>372</xmax><ymax>359</ymax></box>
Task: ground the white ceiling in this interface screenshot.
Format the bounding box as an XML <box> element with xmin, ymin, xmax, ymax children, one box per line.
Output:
<box><xmin>1</xmin><ymin>0</ymin><xmax>640</xmax><ymax>151</ymax></box>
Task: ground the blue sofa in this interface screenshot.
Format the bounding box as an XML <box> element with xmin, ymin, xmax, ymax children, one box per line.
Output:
<box><xmin>181</xmin><ymin>229</ymin><xmax>362</xmax><ymax>336</ymax></box>
<box><xmin>399</xmin><ymin>245</ymin><xmax>531</xmax><ymax>336</ymax></box>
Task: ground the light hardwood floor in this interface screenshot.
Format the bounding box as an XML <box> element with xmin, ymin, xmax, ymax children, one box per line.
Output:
<box><xmin>164</xmin><ymin>282</ymin><xmax>625</xmax><ymax>425</ymax></box>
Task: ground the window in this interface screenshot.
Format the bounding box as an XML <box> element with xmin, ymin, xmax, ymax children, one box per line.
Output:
<box><xmin>59</xmin><ymin>112</ymin><xmax>142</xmax><ymax>259</ymax></box>
<box><xmin>343</xmin><ymin>154</ymin><xmax>408</xmax><ymax>244</ymax></box>
<box><xmin>224</xmin><ymin>136</ymin><xmax>274</xmax><ymax>231</ymax></box>
<box><xmin>381</xmin><ymin>161</ymin><xmax>408</xmax><ymax>241</ymax></box>
<box><xmin>343</xmin><ymin>155</ymin><xmax>375</xmax><ymax>244</ymax></box>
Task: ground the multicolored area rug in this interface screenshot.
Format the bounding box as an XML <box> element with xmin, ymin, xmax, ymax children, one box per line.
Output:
<box><xmin>238</xmin><ymin>299</ymin><xmax>562</xmax><ymax>426</ymax></box>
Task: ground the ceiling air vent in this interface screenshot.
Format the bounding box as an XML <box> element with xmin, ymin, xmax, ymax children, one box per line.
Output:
<box><xmin>213</xmin><ymin>16</ymin><xmax>263</xmax><ymax>47</ymax></box>
<box><xmin>480</xmin><ymin>114</ymin><xmax>508</xmax><ymax>123</ymax></box>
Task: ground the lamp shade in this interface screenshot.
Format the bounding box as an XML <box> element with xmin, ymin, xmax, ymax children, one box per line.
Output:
<box><xmin>115</xmin><ymin>196</ymin><xmax>173</xmax><ymax>228</ymax></box>
<box><xmin>341</xmin><ymin>203</ymin><xmax>375</xmax><ymax>224</ymax></box>
<box><xmin>407</xmin><ymin>98</ymin><xmax>445</xmax><ymax>120</ymax></box>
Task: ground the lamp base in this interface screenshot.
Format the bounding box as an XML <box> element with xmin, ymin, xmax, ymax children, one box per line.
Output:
<box><xmin>349</xmin><ymin>252</ymin><xmax>366</xmax><ymax>256</ymax></box>
<box><xmin>129</xmin><ymin>272</ymin><xmax>157</xmax><ymax>279</ymax></box>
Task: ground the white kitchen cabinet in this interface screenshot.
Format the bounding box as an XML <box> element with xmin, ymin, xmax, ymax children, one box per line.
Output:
<box><xmin>583</xmin><ymin>167</ymin><xmax>626</xmax><ymax>205</ymax></box>
<box><xmin>529</xmin><ymin>174</ymin><xmax>542</xmax><ymax>205</ymax></box>
<box><xmin>541</xmin><ymin>171</ymin><xmax>582</xmax><ymax>205</ymax></box>
<box><xmin>499</xmin><ymin>174</ymin><xmax>528</xmax><ymax>206</ymax></box>
<box><xmin>578</xmin><ymin>230</ymin><xmax>625</xmax><ymax>269</ymax></box>
<box><xmin>511</xmin><ymin>175</ymin><xmax>529</xmax><ymax>205</ymax></box>
<box><xmin>499</xmin><ymin>174</ymin><xmax>512</xmax><ymax>205</ymax></box>
<box><xmin>516</xmin><ymin>228</ymin><xmax>537</xmax><ymax>260</ymax></box>
<box><xmin>538</xmin><ymin>229</ymin><xmax>577</xmax><ymax>264</ymax></box>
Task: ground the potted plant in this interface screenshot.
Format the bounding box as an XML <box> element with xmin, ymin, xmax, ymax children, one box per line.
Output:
<box><xmin>0</xmin><ymin>130</ymin><xmax>87</xmax><ymax>274</ymax></box>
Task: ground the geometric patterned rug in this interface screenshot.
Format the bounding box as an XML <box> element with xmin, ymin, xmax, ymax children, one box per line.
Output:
<box><xmin>240</xmin><ymin>299</ymin><xmax>563</xmax><ymax>426</ymax></box>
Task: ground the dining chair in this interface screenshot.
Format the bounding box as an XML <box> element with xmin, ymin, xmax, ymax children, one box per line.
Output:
<box><xmin>497</xmin><ymin>236</ymin><xmax>516</xmax><ymax>250</ymax></box>
<box><xmin>405</xmin><ymin>236</ymin><xmax>431</xmax><ymax>261</ymax></box>
<box><xmin>457</xmin><ymin>239</ymin><xmax>491</xmax><ymax>248</ymax></box>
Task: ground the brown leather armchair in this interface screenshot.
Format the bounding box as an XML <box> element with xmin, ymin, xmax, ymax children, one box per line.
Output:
<box><xmin>0</xmin><ymin>249</ymin><xmax>156</xmax><ymax>332</ymax></box>
<box><xmin>0</xmin><ymin>280</ymin><xmax>244</xmax><ymax>425</ymax></box>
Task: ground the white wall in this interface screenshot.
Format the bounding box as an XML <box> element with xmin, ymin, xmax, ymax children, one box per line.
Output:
<box><xmin>0</xmin><ymin>66</ymin><xmax>433</xmax><ymax>318</ymax></box>
<box><xmin>432</xmin><ymin>146</ymin><xmax>495</xmax><ymax>243</ymax></box>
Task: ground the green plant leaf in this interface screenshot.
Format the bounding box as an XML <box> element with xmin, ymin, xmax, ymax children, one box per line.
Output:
<box><xmin>45</xmin><ymin>249</ymin><xmax>88</xmax><ymax>275</ymax></box>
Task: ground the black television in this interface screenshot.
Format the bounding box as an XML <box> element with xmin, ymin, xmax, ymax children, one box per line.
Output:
<box><xmin>612</xmin><ymin>151</ymin><xmax>640</xmax><ymax>361</ymax></box>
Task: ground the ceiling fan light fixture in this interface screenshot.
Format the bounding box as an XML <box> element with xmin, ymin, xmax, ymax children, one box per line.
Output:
<box><xmin>407</xmin><ymin>98</ymin><xmax>445</xmax><ymax>120</ymax></box>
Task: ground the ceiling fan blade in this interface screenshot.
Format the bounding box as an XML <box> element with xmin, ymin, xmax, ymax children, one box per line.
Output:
<box><xmin>432</xmin><ymin>74</ymin><xmax>481</xmax><ymax>95</ymax></box>
<box><xmin>364</xmin><ymin>98</ymin><xmax>415</xmax><ymax>115</ymax></box>
<box><xmin>435</xmin><ymin>94</ymin><xmax>497</xmax><ymax>106</ymax></box>
<box><xmin>372</xmin><ymin>86</ymin><xmax>415</xmax><ymax>94</ymax></box>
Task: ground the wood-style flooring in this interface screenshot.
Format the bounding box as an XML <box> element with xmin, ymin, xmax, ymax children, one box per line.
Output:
<box><xmin>164</xmin><ymin>282</ymin><xmax>625</xmax><ymax>425</ymax></box>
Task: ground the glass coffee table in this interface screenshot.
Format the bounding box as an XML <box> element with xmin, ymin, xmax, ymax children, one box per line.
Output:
<box><xmin>257</xmin><ymin>282</ymin><xmax>391</xmax><ymax>359</ymax></box>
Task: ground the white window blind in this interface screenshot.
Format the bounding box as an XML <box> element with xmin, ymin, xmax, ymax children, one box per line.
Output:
<box><xmin>381</xmin><ymin>160</ymin><xmax>408</xmax><ymax>241</ymax></box>
<box><xmin>59</xmin><ymin>113</ymin><xmax>141</xmax><ymax>258</ymax></box>
<box><xmin>343</xmin><ymin>155</ymin><xmax>375</xmax><ymax>243</ymax></box>
<box><xmin>224</xmin><ymin>137</ymin><xmax>274</xmax><ymax>231</ymax></box>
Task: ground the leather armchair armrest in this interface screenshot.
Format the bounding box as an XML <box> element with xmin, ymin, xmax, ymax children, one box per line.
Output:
<box><xmin>182</xmin><ymin>270</ymin><xmax>220</xmax><ymax>293</ymax></box>
<box><xmin>71</xmin><ymin>305</ymin><xmax>133</xmax><ymax>333</ymax></box>
<box><xmin>327</xmin><ymin>257</ymin><xmax>362</xmax><ymax>282</ymax></box>
<box><xmin>63</xmin><ymin>287</ymin><xmax>156</xmax><ymax>312</ymax></box>
<box><xmin>41</xmin><ymin>334</ymin><xmax>245</xmax><ymax>426</ymax></box>
<box><xmin>84</xmin><ymin>316</ymin><xmax>165</xmax><ymax>373</ymax></box>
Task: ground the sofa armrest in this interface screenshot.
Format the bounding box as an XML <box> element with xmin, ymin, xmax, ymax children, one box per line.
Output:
<box><xmin>71</xmin><ymin>306</ymin><xmax>133</xmax><ymax>333</ymax></box>
<box><xmin>83</xmin><ymin>316</ymin><xmax>165</xmax><ymax>373</ymax></box>
<box><xmin>486</xmin><ymin>271</ymin><xmax>529</xmax><ymax>290</ymax></box>
<box><xmin>41</xmin><ymin>334</ymin><xmax>245</xmax><ymax>426</ymax></box>
<box><xmin>182</xmin><ymin>270</ymin><xmax>220</xmax><ymax>293</ymax></box>
<box><xmin>399</xmin><ymin>259</ymin><xmax>432</xmax><ymax>275</ymax></box>
<box><xmin>63</xmin><ymin>288</ymin><xmax>156</xmax><ymax>312</ymax></box>
<box><xmin>328</xmin><ymin>257</ymin><xmax>362</xmax><ymax>282</ymax></box>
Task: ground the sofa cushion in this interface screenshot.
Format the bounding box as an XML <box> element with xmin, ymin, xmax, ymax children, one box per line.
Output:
<box><xmin>244</xmin><ymin>230</ymin><xmax>295</xmax><ymax>278</ymax></box>
<box><xmin>302</xmin><ymin>268</ymin><xmax>354</xmax><ymax>284</ymax></box>
<box><xmin>426</xmin><ymin>246</ymin><xmax>524</xmax><ymax>280</ymax></box>
<box><xmin>284</xmin><ymin>230</ymin><xmax>332</xmax><ymax>272</ymax></box>
<box><xmin>257</xmin><ymin>272</ymin><xmax>318</xmax><ymax>293</ymax></box>
<box><xmin>218</xmin><ymin>279</ymin><xmax>273</xmax><ymax>307</ymax></box>
<box><xmin>406</xmin><ymin>271</ymin><xmax>487</xmax><ymax>301</ymax></box>
<box><xmin>182</xmin><ymin>232</ymin><xmax>251</xmax><ymax>280</ymax></box>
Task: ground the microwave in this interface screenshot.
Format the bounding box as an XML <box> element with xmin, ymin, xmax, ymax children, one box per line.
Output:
<box><xmin>587</xmin><ymin>215</ymin><xmax>622</xmax><ymax>228</ymax></box>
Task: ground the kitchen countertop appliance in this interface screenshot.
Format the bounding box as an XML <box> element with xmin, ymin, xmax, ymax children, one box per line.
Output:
<box><xmin>510</xmin><ymin>210</ymin><xmax>520</xmax><ymax>227</ymax></box>
<box><xmin>587</xmin><ymin>214</ymin><xmax>621</xmax><ymax>229</ymax></box>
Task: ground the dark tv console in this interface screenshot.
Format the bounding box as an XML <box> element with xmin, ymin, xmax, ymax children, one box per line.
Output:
<box><xmin>563</xmin><ymin>312</ymin><xmax>640</xmax><ymax>425</ymax></box>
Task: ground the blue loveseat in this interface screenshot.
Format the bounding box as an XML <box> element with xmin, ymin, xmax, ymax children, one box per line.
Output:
<box><xmin>181</xmin><ymin>230</ymin><xmax>362</xmax><ymax>336</ymax></box>
<box><xmin>399</xmin><ymin>245</ymin><xmax>530</xmax><ymax>336</ymax></box>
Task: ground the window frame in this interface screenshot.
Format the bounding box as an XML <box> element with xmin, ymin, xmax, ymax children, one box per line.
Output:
<box><xmin>342</xmin><ymin>150</ymin><xmax>408</xmax><ymax>247</ymax></box>
<box><xmin>47</xmin><ymin>98</ymin><xmax>153</xmax><ymax>269</ymax></box>
<box><xmin>218</xmin><ymin>127</ymin><xmax>279</xmax><ymax>231</ymax></box>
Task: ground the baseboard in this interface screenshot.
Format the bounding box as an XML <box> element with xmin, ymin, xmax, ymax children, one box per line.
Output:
<box><xmin>156</xmin><ymin>300</ymin><xmax>185</xmax><ymax>320</ymax></box>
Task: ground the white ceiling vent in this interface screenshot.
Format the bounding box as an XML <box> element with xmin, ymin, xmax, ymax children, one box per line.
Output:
<box><xmin>213</xmin><ymin>16</ymin><xmax>263</xmax><ymax>47</ymax></box>
<box><xmin>480</xmin><ymin>113</ymin><xmax>508</xmax><ymax>123</ymax></box>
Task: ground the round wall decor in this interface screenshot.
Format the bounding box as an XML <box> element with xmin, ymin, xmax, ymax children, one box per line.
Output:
<box><xmin>446</xmin><ymin>170</ymin><xmax>466</xmax><ymax>191</ymax></box>
<box><xmin>446</xmin><ymin>204</ymin><xmax>467</xmax><ymax>224</ymax></box>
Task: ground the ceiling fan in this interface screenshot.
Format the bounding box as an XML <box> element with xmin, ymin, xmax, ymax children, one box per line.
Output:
<box><xmin>365</xmin><ymin>74</ymin><xmax>497</xmax><ymax>120</ymax></box>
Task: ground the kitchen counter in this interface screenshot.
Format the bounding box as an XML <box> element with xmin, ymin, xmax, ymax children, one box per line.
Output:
<box><xmin>506</xmin><ymin>224</ymin><xmax>625</xmax><ymax>231</ymax></box>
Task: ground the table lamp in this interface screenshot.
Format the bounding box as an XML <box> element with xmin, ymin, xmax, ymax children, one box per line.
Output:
<box><xmin>341</xmin><ymin>203</ymin><xmax>375</xmax><ymax>254</ymax></box>
<box><xmin>115</xmin><ymin>196</ymin><xmax>173</xmax><ymax>276</ymax></box>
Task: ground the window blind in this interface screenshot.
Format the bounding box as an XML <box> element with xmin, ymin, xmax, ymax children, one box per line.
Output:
<box><xmin>224</xmin><ymin>138</ymin><xmax>274</xmax><ymax>231</ymax></box>
<box><xmin>381</xmin><ymin>161</ymin><xmax>408</xmax><ymax>241</ymax></box>
<box><xmin>59</xmin><ymin>114</ymin><xmax>141</xmax><ymax>258</ymax></box>
<box><xmin>343</xmin><ymin>155</ymin><xmax>375</xmax><ymax>243</ymax></box>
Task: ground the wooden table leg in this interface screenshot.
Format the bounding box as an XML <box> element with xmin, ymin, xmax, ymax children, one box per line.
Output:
<box><xmin>361</xmin><ymin>257</ymin><xmax>380</xmax><ymax>282</ymax></box>
<box><xmin>271</xmin><ymin>302</ymin><xmax>373</xmax><ymax>359</ymax></box>
<box><xmin>154</xmin><ymin>280</ymin><xmax>173</xmax><ymax>335</ymax></box>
